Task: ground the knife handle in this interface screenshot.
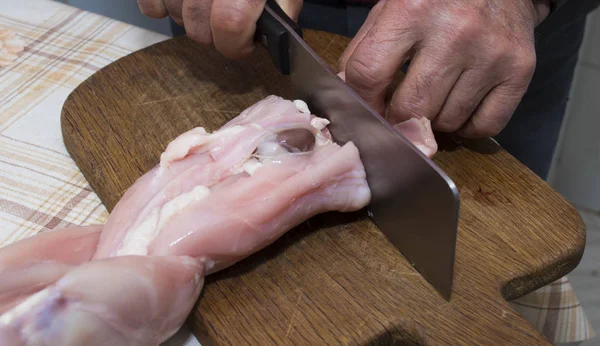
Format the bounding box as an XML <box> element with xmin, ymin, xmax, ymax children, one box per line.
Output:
<box><xmin>255</xmin><ymin>0</ymin><xmax>303</xmax><ymax>75</ymax></box>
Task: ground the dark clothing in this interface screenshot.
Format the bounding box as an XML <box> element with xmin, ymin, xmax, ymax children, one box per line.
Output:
<box><xmin>170</xmin><ymin>0</ymin><xmax>600</xmax><ymax>179</ymax></box>
<box><xmin>493</xmin><ymin>3</ymin><xmax>590</xmax><ymax>180</ymax></box>
<box><xmin>170</xmin><ymin>18</ymin><xmax>187</xmax><ymax>37</ymax></box>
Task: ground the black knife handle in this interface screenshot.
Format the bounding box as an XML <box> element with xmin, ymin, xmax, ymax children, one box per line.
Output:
<box><xmin>255</xmin><ymin>0</ymin><xmax>303</xmax><ymax>75</ymax></box>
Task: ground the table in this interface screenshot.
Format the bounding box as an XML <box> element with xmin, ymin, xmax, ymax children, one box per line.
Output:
<box><xmin>0</xmin><ymin>0</ymin><xmax>594</xmax><ymax>344</ymax></box>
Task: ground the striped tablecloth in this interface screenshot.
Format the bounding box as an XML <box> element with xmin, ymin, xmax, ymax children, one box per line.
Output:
<box><xmin>0</xmin><ymin>0</ymin><xmax>594</xmax><ymax>344</ymax></box>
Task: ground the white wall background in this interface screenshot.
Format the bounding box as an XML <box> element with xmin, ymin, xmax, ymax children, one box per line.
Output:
<box><xmin>548</xmin><ymin>7</ymin><xmax>600</xmax><ymax>213</ymax></box>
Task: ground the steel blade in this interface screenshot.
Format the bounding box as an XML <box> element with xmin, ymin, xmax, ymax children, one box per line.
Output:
<box><xmin>264</xmin><ymin>6</ymin><xmax>460</xmax><ymax>300</ymax></box>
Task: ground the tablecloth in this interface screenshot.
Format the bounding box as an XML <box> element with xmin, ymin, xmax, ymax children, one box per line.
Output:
<box><xmin>0</xmin><ymin>0</ymin><xmax>594</xmax><ymax>344</ymax></box>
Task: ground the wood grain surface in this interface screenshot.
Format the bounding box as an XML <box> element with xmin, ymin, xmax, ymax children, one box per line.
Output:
<box><xmin>61</xmin><ymin>30</ymin><xmax>586</xmax><ymax>345</ymax></box>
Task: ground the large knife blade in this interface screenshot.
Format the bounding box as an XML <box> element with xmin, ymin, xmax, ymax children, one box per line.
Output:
<box><xmin>255</xmin><ymin>0</ymin><xmax>460</xmax><ymax>301</ymax></box>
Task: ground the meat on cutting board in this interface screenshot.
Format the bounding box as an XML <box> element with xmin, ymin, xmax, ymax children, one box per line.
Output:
<box><xmin>0</xmin><ymin>95</ymin><xmax>437</xmax><ymax>346</ymax></box>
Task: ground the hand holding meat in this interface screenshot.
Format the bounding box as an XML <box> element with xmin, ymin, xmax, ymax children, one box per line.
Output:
<box><xmin>136</xmin><ymin>0</ymin><xmax>303</xmax><ymax>59</ymax></box>
<box><xmin>338</xmin><ymin>0</ymin><xmax>551</xmax><ymax>138</ymax></box>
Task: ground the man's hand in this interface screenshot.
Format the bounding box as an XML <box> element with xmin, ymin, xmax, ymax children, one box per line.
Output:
<box><xmin>338</xmin><ymin>0</ymin><xmax>551</xmax><ymax>138</ymax></box>
<box><xmin>137</xmin><ymin>0</ymin><xmax>303</xmax><ymax>59</ymax></box>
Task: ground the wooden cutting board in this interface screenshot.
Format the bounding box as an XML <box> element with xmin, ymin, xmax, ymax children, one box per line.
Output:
<box><xmin>61</xmin><ymin>30</ymin><xmax>586</xmax><ymax>345</ymax></box>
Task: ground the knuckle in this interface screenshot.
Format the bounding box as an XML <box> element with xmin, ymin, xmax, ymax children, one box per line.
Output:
<box><xmin>486</xmin><ymin>40</ymin><xmax>512</xmax><ymax>64</ymax></box>
<box><xmin>484</xmin><ymin>39</ymin><xmax>536</xmax><ymax>83</ymax></box>
<box><xmin>476</xmin><ymin>32</ymin><xmax>513</xmax><ymax>64</ymax></box>
<box><xmin>345</xmin><ymin>58</ymin><xmax>385</xmax><ymax>94</ymax></box>
<box><xmin>514</xmin><ymin>50</ymin><xmax>537</xmax><ymax>76</ymax></box>
<box><xmin>499</xmin><ymin>50</ymin><xmax>536</xmax><ymax>88</ymax></box>
<box><xmin>211</xmin><ymin>5</ymin><xmax>249</xmax><ymax>37</ymax></box>
<box><xmin>400</xmin><ymin>0</ymin><xmax>430</xmax><ymax>16</ymax></box>
<box><xmin>394</xmin><ymin>94</ymin><xmax>430</xmax><ymax>120</ymax></box>
<box><xmin>451</xmin><ymin>16</ymin><xmax>481</xmax><ymax>43</ymax></box>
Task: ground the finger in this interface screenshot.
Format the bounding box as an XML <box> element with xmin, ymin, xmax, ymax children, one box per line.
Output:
<box><xmin>387</xmin><ymin>47</ymin><xmax>463</xmax><ymax>124</ymax></box>
<box><xmin>164</xmin><ymin>0</ymin><xmax>184</xmax><ymax>25</ymax></box>
<box><xmin>182</xmin><ymin>0</ymin><xmax>213</xmax><ymax>45</ymax></box>
<box><xmin>457</xmin><ymin>46</ymin><xmax>536</xmax><ymax>138</ymax></box>
<box><xmin>276</xmin><ymin>0</ymin><xmax>304</xmax><ymax>21</ymax></box>
<box><xmin>137</xmin><ymin>0</ymin><xmax>168</xmax><ymax>18</ymax></box>
<box><xmin>210</xmin><ymin>0</ymin><xmax>267</xmax><ymax>59</ymax></box>
<box><xmin>456</xmin><ymin>83</ymin><xmax>527</xmax><ymax>138</ymax></box>
<box><xmin>431</xmin><ymin>68</ymin><xmax>497</xmax><ymax>132</ymax></box>
<box><xmin>337</xmin><ymin>0</ymin><xmax>386</xmax><ymax>72</ymax></box>
<box><xmin>341</xmin><ymin>0</ymin><xmax>417</xmax><ymax>115</ymax></box>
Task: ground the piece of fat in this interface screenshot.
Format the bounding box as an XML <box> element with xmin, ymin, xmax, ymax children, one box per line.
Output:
<box><xmin>115</xmin><ymin>185</ymin><xmax>211</xmax><ymax>256</ymax></box>
<box><xmin>310</xmin><ymin>117</ymin><xmax>330</xmax><ymax>131</ymax></box>
<box><xmin>159</xmin><ymin>127</ymin><xmax>209</xmax><ymax>168</ymax></box>
<box><xmin>232</xmin><ymin>157</ymin><xmax>264</xmax><ymax>176</ymax></box>
<box><xmin>160</xmin><ymin>125</ymin><xmax>248</xmax><ymax>169</ymax></box>
<box><xmin>293</xmin><ymin>100</ymin><xmax>310</xmax><ymax>114</ymax></box>
<box><xmin>242</xmin><ymin>158</ymin><xmax>263</xmax><ymax>175</ymax></box>
<box><xmin>315</xmin><ymin>131</ymin><xmax>333</xmax><ymax>146</ymax></box>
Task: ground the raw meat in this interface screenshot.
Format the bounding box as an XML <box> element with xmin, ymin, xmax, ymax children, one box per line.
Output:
<box><xmin>393</xmin><ymin>117</ymin><xmax>438</xmax><ymax>158</ymax></box>
<box><xmin>0</xmin><ymin>225</ymin><xmax>103</xmax><ymax>314</ymax></box>
<box><xmin>336</xmin><ymin>71</ymin><xmax>438</xmax><ymax>157</ymax></box>
<box><xmin>0</xmin><ymin>95</ymin><xmax>438</xmax><ymax>345</ymax></box>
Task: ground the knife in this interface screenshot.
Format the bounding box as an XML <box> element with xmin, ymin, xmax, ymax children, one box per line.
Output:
<box><xmin>255</xmin><ymin>0</ymin><xmax>460</xmax><ymax>301</ymax></box>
